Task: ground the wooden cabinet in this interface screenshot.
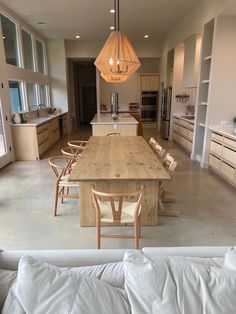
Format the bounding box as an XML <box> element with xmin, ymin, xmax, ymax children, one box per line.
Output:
<box><xmin>11</xmin><ymin>113</ymin><xmax>68</xmax><ymax>160</ymax></box>
<box><xmin>172</xmin><ymin>117</ymin><xmax>194</xmax><ymax>154</ymax></box>
<box><xmin>140</xmin><ymin>75</ymin><xmax>159</xmax><ymax>91</ymax></box>
<box><xmin>209</xmin><ymin>131</ymin><xmax>236</xmax><ymax>187</ymax></box>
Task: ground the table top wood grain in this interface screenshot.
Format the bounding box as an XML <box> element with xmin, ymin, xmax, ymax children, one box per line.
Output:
<box><xmin>69</xmin><ymin>136</ymin><xmax>171</xmax><ymax>182</ymax></box>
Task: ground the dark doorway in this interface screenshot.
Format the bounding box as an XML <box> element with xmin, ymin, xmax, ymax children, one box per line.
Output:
<box><xmin>68</xmin><ymin>59</ymin><xmax>97</xmax><ymax>127</ymax></box>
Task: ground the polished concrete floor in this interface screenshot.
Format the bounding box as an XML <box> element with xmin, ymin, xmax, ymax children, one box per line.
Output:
<box><xmin>0</xmin><ymin>124</ymin><xmax>236</xmax><ymax>250</ymax></box>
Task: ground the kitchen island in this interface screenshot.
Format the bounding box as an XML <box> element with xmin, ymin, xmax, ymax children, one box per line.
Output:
<box><xmin>90</xmin><ymin>113</ymin><xmax>138</xmax><ymax>136</ymax></box>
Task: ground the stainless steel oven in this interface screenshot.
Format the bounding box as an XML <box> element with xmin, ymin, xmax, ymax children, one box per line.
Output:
<box><xmin>141</xmin><ymin>91</ymin><xmax>158</xmax><ymax>122</ymax></box>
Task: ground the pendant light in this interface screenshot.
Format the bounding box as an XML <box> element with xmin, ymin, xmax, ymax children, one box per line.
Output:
<box><xmin>94</xmin><ymin>0</ymin><xmax>141</xmax><ymax>83</ymax></box>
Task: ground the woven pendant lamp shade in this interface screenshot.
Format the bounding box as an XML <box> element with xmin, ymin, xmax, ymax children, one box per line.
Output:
<box><xmin>95</xmin><ymin>31</ymin><xmax>141</xmax><ymax>83</ymax></box>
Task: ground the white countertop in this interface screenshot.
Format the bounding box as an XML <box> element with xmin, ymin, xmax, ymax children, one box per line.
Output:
<box><xmin>209</xmin><ymin>125</ymin><xmax>236</xmax><ymax>140</ymax></box>
<box><xmin>11</xmin><ymin>112</ymin><xmax>67</xmax><ymax>127</ymax></box>
<box><xmin>90</xmin><ymin>113</ymin><xmax>138</xmax><ymax>125</ymax></box>
<box><xmin>173</xmin><ymin>114</ymin><xmax>195</xmax><ymax>124</ymax></box>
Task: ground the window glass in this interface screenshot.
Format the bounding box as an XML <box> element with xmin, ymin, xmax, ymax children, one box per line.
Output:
<box><xmin>39</xmin><ymin>85</ymin><xmax>48</xmax><ymax>107</ymax></box>
<box><xmin>1</xmin><ymin>14</ymin><xmax>19</xmax><ymax>66</ymax></box>
<box><xmin>36</xmin><ymin>40</ymin><xmax>45</xmax><ymax>73</ymax></box>
<box><xmin>22</xmin><ymin>29</ymin><xmax>34</xmax><ymax>70</ymax></box>
<box><xmin>9</xmin><ymin>81</ymin><xmax>23</xmax><ymax>112</ymax></box>
<box><xmin>26</xmin><ymin>83</ymin><xmax>37</xmax><ymax>110</ymax></box>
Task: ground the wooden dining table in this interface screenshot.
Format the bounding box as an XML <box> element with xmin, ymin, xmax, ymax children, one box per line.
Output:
<box><xmin>69</xmin><ymin>136</ymin><xmax>171</xmax><ymax>226</ymax></box>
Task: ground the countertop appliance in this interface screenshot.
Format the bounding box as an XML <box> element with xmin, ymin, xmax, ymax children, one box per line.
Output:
<box><xmin>110</xmin><ymin>92</ymin><xmax>118</xmax><ymax>115</ymax></box>
<box><xmin>161</xmin><ymin>87</ymin><xmax>172</xmax><ymax>139</ymax></box>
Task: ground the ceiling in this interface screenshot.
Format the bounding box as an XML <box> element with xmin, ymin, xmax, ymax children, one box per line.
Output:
<box><xmin>0</xmin><ymin>0</ymin><xmax>198</xmax><ymax>41</ymax></box>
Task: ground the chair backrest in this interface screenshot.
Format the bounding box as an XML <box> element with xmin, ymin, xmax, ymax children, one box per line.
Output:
<box><xmin>61</xmin><ymin>146</ymin><xmax>83</xmax><ymax>160</ymax></box>
<box><xmin>163</xmin><ymin>153</ymin><xmax>178</xmax><ymax>176</ymax></box>
<box><xmin>91</xmin><ymin>186</ymin><xmax>144</xmax><ymax>223</ymax></box>
<box><xmin>106</xmin><ymin>133</ymin><xmax>121</xmax><ymax>136</ymax></box>
<box><xmin>68</xmin><ymin>140</ymin><xmax>88</xmax><ymax>149</ymax></box>
<box><xmin>149</xmin><ymin>137</ymin><xmax>157</xmax><ymax>149</ymax></box>
<box><xmin>153</xmin><ymin>143</ymin><xmax>165</xmax><ymax>159</ymax></box>
<box><xmin>48</xmin><ymin>156</ymin><xmax>73</xmax><ymax>178</ymax></box>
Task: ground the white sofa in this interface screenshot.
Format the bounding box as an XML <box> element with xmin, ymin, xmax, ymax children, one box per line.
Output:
<box><xmin>1</xmin><ymin>246</ymin><xmax>235</xmax><ymax>314</ymax></box>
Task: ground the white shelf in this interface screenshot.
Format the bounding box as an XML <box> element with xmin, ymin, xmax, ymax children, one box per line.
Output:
<box><xmin>204</xmin><ymin>55</ymin><xmax>212</xmax><ymax>61</ymax></box>
<box><xmin>202</xmin><ymin>80</ymin><xmax>210</xmax><ymax>84</ymax></box>
<box><xmin>200</xmin><ymin>102</ymin><xmax>208</xmax><ymax>106</ymax></box>
<box><xmin>199</xmin><ymin>123</ymin><xmax>206</xmax><ymax>127</ymax></box>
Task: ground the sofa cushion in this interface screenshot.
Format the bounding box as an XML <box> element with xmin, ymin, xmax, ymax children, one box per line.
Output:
<box><xmin>0</xmin><ymin>269</ymin><xmax>17</xmax><ymax>311</ymax></box>
<box><xmin>124</xmin><ymin>251</ymin><xmax>236</xmax><ymax>314</ymax></box>
<box><xmin>224</xmin><ymin>247</ymin><xmax>236</xmax><ymax>271</ymax></box>
<box><xmin>3</xmin><ymin>256</ymin><xmax>130</xmax><ymax>314</ymax></box>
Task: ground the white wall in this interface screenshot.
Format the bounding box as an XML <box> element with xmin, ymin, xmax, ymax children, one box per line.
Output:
<box><xmin>208</xmin><ymin>15</ymin><xmax>236</xmax><ymax>125</ymax></box>
<box><xmin>100</xmin><ymin>72</ymin><xmax>139</xmax><ymax>112</ymax></box>
<box><xmin>65</xmin><ymin>39</ymin><xmax>163</xmax><ymax>59</ymax></box>
<box><xmin>47</xmin><ymin>40</ymin><xmax>68</xmax><ymax>112</ymax></box>
<box><xmin>160</xmin><ymin>0</ymin><xmax>236</xmax><ymax>85</ymax></box>
<box><xmin>100</xmin><ymin>58</ymin><xmax>161</xmax><ymax>111</ymax></box>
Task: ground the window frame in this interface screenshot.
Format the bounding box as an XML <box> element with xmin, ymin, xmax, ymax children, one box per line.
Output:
<box><xmin>21</xmin><ymin>27</ymin><xmax>35</xmax><ymax>71</ymax></box>
<box><xmin>35</xmin><ymin>38</ymin><xmax>46</xmax><ymax>74</ymax></box>
<box><xmin>0</xmin><ymin>12</ymin><xmax>22</xmax><ymax>68</ymax></box>
<box><xmin>8</xmin><ymin>80</ymin><xmax>25</xmax><ymax>113</ymax></box>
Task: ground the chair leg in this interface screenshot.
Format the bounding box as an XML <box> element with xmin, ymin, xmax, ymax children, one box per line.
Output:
<box><xmin>61</xmin><ymin>187</ymin><xmax>64</xmax><ymax>203</ymax></box>
<box><xmin>134</xmin><ymin>220</ymin><xmax>139</xmax><ymax>249</ymax></box>
<box><xmin>96</xmin><ymin>220</ymin><xmax>101</xmax><ymax>249</ymax></box>
<box><xmin>138</xmin><ymin>216</ymin><xmax>141</xmax><ymax>238</ymax></box>
<box><xmin>54</xmin><ymin>185</ymin><xmax>59</xmax><ymax>216</ymax></box>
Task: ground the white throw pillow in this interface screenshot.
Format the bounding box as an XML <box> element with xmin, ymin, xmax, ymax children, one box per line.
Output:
<box><xmin>224</xmin><ymin>247</ymin><xmax>236</xmax><ymax>271</ymax></box>
<box><xmin>124</xmin><ymin>251</ymin><xmax>236</xmax><ymax>314</ymax></box>
<box><xmin>4</xmin><ymin>256</ymin><xmax>130</xmax><ymax>314</ymax></box>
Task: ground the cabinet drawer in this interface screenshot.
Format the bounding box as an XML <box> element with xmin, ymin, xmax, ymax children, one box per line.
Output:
<box><xmin>188</xmin><ymin>130</ymin><xmax>193</xmax><ymax>141</ymax></box>
<box><xmin>173</xmin><ymin>124</ymin><xmax>180</xmax><ymax>133</ymax></box>
<box><xmin>220</xmin><ymin>162</ymin><xmax>235</xmax><ymax>181</ymax></box>
<box><xmin>178</xmin><ymin>126</ymin><xmax>188</xmax><ymax>138</ymax></box>
<box><xmin>62</xmin><ymin>113</ymin><xmax>68</xmax><ymax>121</ymax></box>
<box><xmin>224</xmin><ymin>137</ymin><xmax>236</xmax><ymax>149</ymax></box>
<box><xmin>37</xmin><ymin>129</ymin><xmax>49</xmax><ymax>145</ymax></box>
<box><xmin>38</xmin><ymin>140</ymin><xmax>49</xmax><ymax>156</ymax></box>
<box><xmin>222</xmin><ymin>146</ymin><xmax>236</xmax><ymax>165</ymax></box>
<box><xmin>178</xmin><ymin>120</ymin><xmax>189</xmax><ymax>128</ymax></box>
<box><xmin>188</xmin><ymin>123</ymin><xmax>194</xmax><ymax>131</ymax></box>
<box><xmin>173</xmin><ymin>118</ymin><xmax>180</xmax><ymax>125</ymax></box>
<box><xmin>50</xmin><ymin>118</ymin><xmax>59</xmax><ymax>131</ymax></box>
<box><xmin>37</xmin><ymin>123</ymin><xmax>48</xmax><ymax>134</ymax></box>
<box><xmin>187</xmin><ymin>141</ymin><xmax>192</xmax><ymax>152</ymax></box>
<box><xmin>210</xmin><ymin>141</ymin><xmax>222</xmax><ymax>156</ymax></box>
<box><xmin>173</xmin><ymin>132</ymin><xmax>180</xmax><ymax>142</ymax></box>
<box><xmin>211</xmin><ymin>132</ymin><xmax>223</xmax><ymax>143</ymax></box>
<box><xmin>209</xmin><ymin>154</ymin><xmax>220</xmax><ymax>170</ymax></box>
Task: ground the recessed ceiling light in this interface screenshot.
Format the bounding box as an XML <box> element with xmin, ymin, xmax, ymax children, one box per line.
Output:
<box><xmin>75</xmin><ymin>35</ymin><xmax>80</xmax><ymax>39</ymax></box>
<box><xmin>144</xmin><ymin>35</ymin><xmax>149</xmax><ymax>38</ymax></box>
<box><xmin>110</xmin><ymin>9</ymin><xmax>115</xmax><ymax>13</ymax></box>
<box><xmin>38</xmin><ymin>22</ymin><xmax>45</xmax><ymax>25</ymax></box>
<box><xmin>2</xmin><ymin>36</ymin><xmax>5</xmax><ymax>39</ymax></box>
<box><xmin>110</xmin><ymin>26</ymin><xmax>115</xmax><ymax>30</ymax></box>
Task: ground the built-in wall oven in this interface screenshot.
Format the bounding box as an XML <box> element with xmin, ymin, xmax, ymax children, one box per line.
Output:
<box><xmin>141</xmin><ymin>91</ymin><xmax>159</xmax><ymax>122</ymax></box>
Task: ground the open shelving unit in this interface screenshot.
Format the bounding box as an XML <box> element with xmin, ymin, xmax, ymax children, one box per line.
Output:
<box><xmin>192</xmin><ymin>19</ymin><xmax>215</xmax><ymax>166</ymax></box>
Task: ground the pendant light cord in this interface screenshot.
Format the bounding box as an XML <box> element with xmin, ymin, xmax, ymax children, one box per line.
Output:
<box><xmin>114</xmin><ymin>0</ymin><xmax>119</xmax><ymax>31</ymax></box>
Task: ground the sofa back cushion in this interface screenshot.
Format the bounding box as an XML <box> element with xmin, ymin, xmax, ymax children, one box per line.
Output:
<box><xmin>124</xmin><ymin>251</ymin><xmax>236</xmax><ymax>314</ymax></box>
<box><xmin>0</xmin><ymin>269</ymin><xmax>17</xmax><ymax>311</ymax></box>
<box><xmin>2</xmin><ymin>256</ymin><xmax>130</xmax><ymax>314</ymax></box>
